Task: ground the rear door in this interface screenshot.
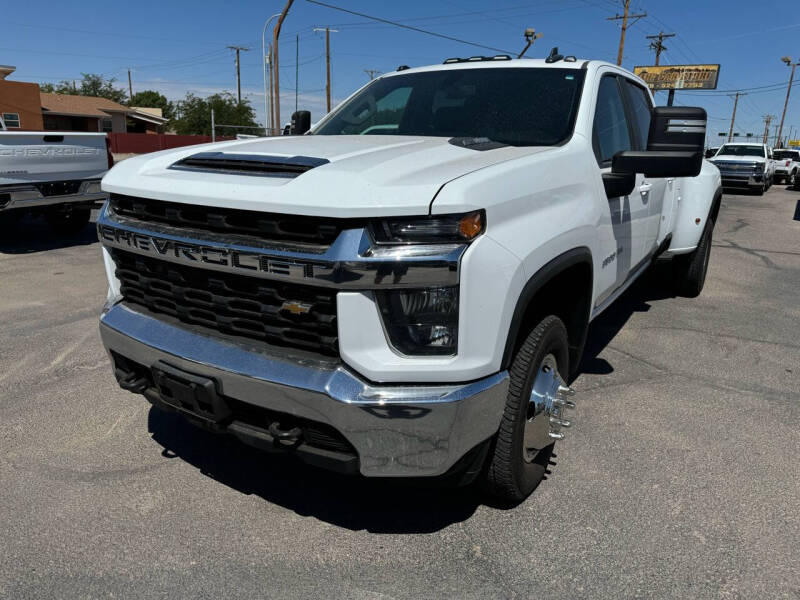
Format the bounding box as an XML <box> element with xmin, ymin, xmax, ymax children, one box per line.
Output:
<box><xmin>591</xmin><ymin>74</ymin><xmax>650</xmax><ymax>290</ymax></box>
<box><xmin>0</xmin><ymin>132</ymin><xmax>108</xmax><ymax>185</ymax></box>
<box><xmin>621</xmin><ymin>78</ymin><xmax>671</xmax><ymax>251</ymax></box>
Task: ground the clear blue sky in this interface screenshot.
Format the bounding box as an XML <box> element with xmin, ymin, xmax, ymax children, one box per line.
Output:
<box><xmin>4</xmin><ymin>0</ymin><xmax>800</xmax><ymax>143</ymax></box>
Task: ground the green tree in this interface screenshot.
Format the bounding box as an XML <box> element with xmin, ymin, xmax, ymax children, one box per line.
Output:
<box><xmin>173</xmin><ymin>92</ymin><xmax>258</xmax><ymax>136</ymax></box>
<box><xmin>39</xmin><ymin>74</ymin><xmax>127</xmax><ymax>103</ymax></box>
<box><xmin>129</xmin><ymin>90</ymin><xmax>175</xmax><ymax>121</ymax></box>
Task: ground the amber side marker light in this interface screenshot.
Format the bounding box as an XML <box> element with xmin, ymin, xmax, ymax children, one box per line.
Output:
<box><xmin>459</xmin><ymin>212</ymin><xmax>485</xmax><ymax>240</ymax></box>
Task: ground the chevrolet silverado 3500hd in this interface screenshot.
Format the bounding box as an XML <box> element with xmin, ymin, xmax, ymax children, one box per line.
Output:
<box><xmin>0</xmin><ymin>115</ymin><xmax>111</xmax><ymax>232</ymax></box>
<box><xmin>97</xmin><ymin>56</ymin><xmax>721</xmax><ymax>501</ymax></box>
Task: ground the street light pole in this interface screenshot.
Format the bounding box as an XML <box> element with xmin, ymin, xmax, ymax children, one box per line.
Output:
<box><xmin>778</xmin><ymin>56</ymin><xmax>798</xmax><ymax>148</ymax></box>
<box><xmin>262</xmin><ymin>13</ymin><xmax>281</xmax><ymax>135</ymax></box>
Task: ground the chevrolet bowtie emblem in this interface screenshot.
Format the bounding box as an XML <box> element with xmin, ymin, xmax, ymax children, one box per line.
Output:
<box><xmin>280</xmin><ymin>301</ymin><xmax>312</xmax><ymax>315</ymax></box>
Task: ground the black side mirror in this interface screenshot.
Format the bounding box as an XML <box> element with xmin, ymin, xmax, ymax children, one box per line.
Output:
<box><xmin>291</xmin><ymin>110</ymin><xmax>311</xmax><ymax>135</ymax></box>
<box><xmin>612</xmin><ymin>106</ymin><xmax>706</xmax><ymax>179</ymax></box>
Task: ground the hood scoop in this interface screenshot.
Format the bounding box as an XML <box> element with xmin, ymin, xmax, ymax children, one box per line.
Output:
<box><xmin>170</xmin><ymin>152</ymin><xmax>329</xmax><ymax>178</ymax></box>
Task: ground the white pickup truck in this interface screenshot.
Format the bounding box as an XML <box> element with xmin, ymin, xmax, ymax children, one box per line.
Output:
<box><xmin>708</xmin><ymin>142</ymin><xmax>775</xmax><ymax>194</ymax></box>
<box><xmin>0</xmin><ymin>114</ymin><xmax>110</xmax><ymax>232</ymax></box>
<box><xmin>772</xmin><ymin>148</ymin><xmax>800</xmax><ymax>188</ymax></box>
<box><xmin>97</xmin><ymin>55</ymin><xmax>721</xmax><ymax>501</ymax></box>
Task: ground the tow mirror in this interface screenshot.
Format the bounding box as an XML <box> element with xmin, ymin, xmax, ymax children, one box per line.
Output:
<box><xmin>612</xmin><ymin>106</ymin><xmax>706</xmax><ymax>179</ymax></box>
<box><xmin>291</xmin><ymin>110</ymin><xmax>311</xmax><ymax>135</ymax></box>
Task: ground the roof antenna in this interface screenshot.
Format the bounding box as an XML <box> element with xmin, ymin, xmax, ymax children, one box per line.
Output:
<box><xmin>545</xmin><ymin>47</ymin><xmax>564</xmax><ymax>64</ymax></box>
<box><xmin>518</xmin><ymin>28</ymin><xmax>542</xmax><ymax>58</ymax></box>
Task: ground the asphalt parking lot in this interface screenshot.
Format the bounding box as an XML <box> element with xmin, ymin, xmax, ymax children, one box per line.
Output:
<box><xmin>1</xmin><ymin>187</ymin><xmax>798</xmax><ymax>599</ymax></box>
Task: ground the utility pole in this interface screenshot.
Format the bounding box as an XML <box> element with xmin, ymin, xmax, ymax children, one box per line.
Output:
<box><xmin>607</xmin><ymin>0</ymin><xmax>647</xmax><ymax>66</ymax></box>
<box><xmin>728</xmin><ymin>92</ymin><xmax>745</xmax><ymax>142</ymax></box>
<box><xmin>778</xmin><ymin>56</ymin><xmax>798</xmax><ymax>148</ymax></box>
<box><xmin>518</xmin><ymin>28</ymin><xmax>542</xmax><ymax>58</ymax></box>
<box><xmin>227</xmin><ymin>45</ymin><xmax>250</xmax><ymax>103</ymax></box>
<box><xmin>364</xmin><ymin>69</ymin><xmax>381</xmax><ymax>81</ymax></box>
<box><xmin>646</xmin><ymin>31</ymin><xmax>675</xmax><ymax>66</ymax></box>
<box><xmin>272</xmin><ymin>0</ymin><xmax>295</xmax><ymax>133</ymax></box>
<box><xmin>646</xmin><ymin>30</ymin><xmax>676</xmax><ymax>105</ymax></box>
<box><xmin>763</xmin><ymin>114</ymin><xmax>775</xmax><ymax>145</ymax></box>
<box><xmin>314</xmin><ymin>27</ymin><xmax>338</xmax><ymax>113</ymax></box>
<box><xmin>127</xmin><ymin>68</ymin><xmax>133</xmax><ymax>100</ymax></box>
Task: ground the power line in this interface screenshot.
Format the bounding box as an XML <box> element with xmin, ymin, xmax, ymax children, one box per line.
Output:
<box><xmin>305</xmin><ymin>0</ymin><xmax>514</xmax><ymax>54</ymax></box>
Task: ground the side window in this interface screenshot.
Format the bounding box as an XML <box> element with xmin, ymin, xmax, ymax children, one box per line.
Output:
<box><xmin>623</xmin><ymin>80</ymin><xmax>653</xmax><ymax>150</ymax></box>
<box><xmin>592</xmin><ymin>76</ymin><xmax>632</xmax><ymax>165</ymax></box>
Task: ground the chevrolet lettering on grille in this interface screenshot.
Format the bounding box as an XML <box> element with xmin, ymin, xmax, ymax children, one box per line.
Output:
<box><xmin>98</xmin><ymin>224</ymin><xmax>328</xmax><ymax>280</ymax></box>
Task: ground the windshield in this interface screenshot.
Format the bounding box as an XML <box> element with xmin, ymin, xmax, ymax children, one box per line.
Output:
<box><xmin>774</xmin><ymin>150</ymin><xmax>799</xmax><ymax>160</ymax></box>
<box><xmin>314</xmin><ymin>67</ymin><xmax>585</xmax><ymax>146</ymax></box>
<box><xmin>717</xmin><ymin>145</ymin><xmax>764</xmax><ymax>157</ymax></box>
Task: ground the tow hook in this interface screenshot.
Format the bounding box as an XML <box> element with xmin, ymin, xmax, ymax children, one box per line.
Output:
<box><xmin>115</xmin><ymin>369</ymin><xmax>149</xmax><ymax>394</ymax></box>
<box><xmin>268</xmin><ymin>421</ymin><xmax>304</xmax><ymax>446</ymax></box>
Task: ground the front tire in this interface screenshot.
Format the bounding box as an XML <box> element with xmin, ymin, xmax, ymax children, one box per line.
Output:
<box><xmin>481</xmin><ymin>315</ymin><xmax>571</xmax><ymax>502</ymax></box>
<box><xmin>673</xmin><ymin>219</ymin><xmax>713</xmax><ymax>298</ymax></box>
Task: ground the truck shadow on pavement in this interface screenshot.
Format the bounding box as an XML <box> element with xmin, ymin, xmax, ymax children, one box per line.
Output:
<box><xmin>0</xmin><ymin>215</ymin><xmax>97</xmax><ymax>254</ymax></box>
<box><xmin>147</xmin><ymin>407</ymin><xmax>485</xmax><ymax>533</ymax></box>
<box><xmin>578</xmin><ymin>262</ymin><xmax>677</xmax><ymax>377</ymax></box>
<box><xmin>145</xmin><ymin>263</ymin><xmax>676</xmax><ymax>531</ymax></box>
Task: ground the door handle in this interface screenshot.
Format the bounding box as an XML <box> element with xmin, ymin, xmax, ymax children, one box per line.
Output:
<box><xmin>639</xmin><ymin>183</ymin><xmax>653</xmax><ymax>194</ymax></box>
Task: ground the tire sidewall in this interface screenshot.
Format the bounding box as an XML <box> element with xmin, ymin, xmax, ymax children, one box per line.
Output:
<box><xmin>509</xmin><ymin>319</ymin><xmax>569</xmax><ymax>492</ymax></box>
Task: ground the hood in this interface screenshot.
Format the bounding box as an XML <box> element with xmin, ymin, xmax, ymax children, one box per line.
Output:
<box><xmin>101</xmin><ymin>135</ymin><xmax>548</xmax><ymax>218</ymax></box>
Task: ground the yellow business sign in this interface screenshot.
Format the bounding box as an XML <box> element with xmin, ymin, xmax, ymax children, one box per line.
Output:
<box><xmin>633</xmin><ymin>64</ymin><xmax>721</xmax><ymax>91</ymax></box>
<box><xmin>788</xmin><ymin>140</ymin><xmax>800</xmax><ymax>147</ymax></box>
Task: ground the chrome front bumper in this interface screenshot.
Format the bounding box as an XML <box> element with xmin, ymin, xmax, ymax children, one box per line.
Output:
<box><xmin>99</xmin><ymin>302</ymin><xmax>509</xmax><ymax>477</ymax></box>
<box><xmin>0</xmin><ymin>180</ymin><xmax>106</xmax><ymax>211</ymax></box>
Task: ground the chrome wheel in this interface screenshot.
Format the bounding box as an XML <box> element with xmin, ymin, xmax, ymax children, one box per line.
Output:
<box><xmin>523</xmin><ymin>354</ymin><xmax>575</xmax><ymax>462</ymax></box>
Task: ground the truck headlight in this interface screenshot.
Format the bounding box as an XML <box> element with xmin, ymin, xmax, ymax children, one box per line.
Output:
<box><xmin>376</xmin><ymin>287</ymin><xmax>458</xmax><ymax>356</ymax></box>
<box><xmin>370</xmin><ymin>211</ymin><xmax>484</xmax><ymax>244</ymax></box>
<box><xmin>754</xmin><ymin>162</ymin><xmax>764</xmax><ymax>173</ymax></box>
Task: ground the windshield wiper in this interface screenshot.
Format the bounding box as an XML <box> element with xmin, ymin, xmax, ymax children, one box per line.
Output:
<box><xmin>448</xmin><ymin>136</ymin><xmax>509</xmax><ymax>151</ymax></box>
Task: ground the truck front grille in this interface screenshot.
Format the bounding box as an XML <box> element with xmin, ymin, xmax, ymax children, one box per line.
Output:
<box><xmin>109</xmin><ymin>194</ymin><xmax>360</xmax><ymax>251</ymax></box>
<box><xmin>111</xmin><ymin>249</ymin><xmax>339</xmax><ymax>357</ymax></box>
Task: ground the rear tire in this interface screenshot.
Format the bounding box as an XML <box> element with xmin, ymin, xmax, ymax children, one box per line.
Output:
<box><xmin>47</xmin><ymin>206</ymin><xmax>91</xmax><ymax>234</ymax></box>
<box><xmin>673</xmin><ymin>219</ymin><xmax>713</xmax><ymax>298</ymax></box>
<box><xmin>481</xmin><ymin>315</ymin><xmax>570</xmax><ymax>502</ymax></box>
